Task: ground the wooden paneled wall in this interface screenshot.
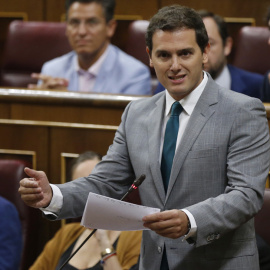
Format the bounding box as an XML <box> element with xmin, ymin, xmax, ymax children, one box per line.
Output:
<box><xmin>160</xmin><ymin>0</ymin><xmax>269</xmax><ymax>26</ymax></box>
<box><xmin>0</xmin><ymin>0</ymin><xmax>268</xmax><ymax>24</ymax></box>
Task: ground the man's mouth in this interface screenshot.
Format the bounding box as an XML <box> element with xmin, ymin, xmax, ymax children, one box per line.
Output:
<box><xmin>77</xmin><ymin>39</ymin><xmax>90</xmax><ymax>45</ymax></box>
<box><xmin>168</xmin><ymin>74</ymin><xmax>186</xmax><ymax>81</ymax></box>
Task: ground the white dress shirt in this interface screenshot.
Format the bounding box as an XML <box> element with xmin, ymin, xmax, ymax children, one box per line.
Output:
<box><xmin>215</xmin><ymin>65</ymin><xmax>231</xmax><ymax>89</ymax></box>
<box><xmin>161</xmin><ymin>72</ymin><xmax>208</xmax><ymax>240</ymax></box>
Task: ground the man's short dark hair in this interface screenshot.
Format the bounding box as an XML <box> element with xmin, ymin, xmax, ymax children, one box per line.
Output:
<box><xmin>69</xmin><ymin>151</ymin><xmax>102</xmax><ymax>181</ymax></box>
<box><xmin>146</xmin><ymin>5</ymin><xmax>209</xmax><ymax>55</ymax></box>
<box><xmin>65</xmin><ymin>0</ymin><xmax>115</xmax><ymax>22</ymax></box>
<box><xmin>198</xmin><ymin>10</ymin><xmax>229</xmax><ymax>46</ymax></box>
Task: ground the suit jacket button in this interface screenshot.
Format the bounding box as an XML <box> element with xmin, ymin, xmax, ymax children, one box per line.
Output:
<box><xmin>158</xmin><ymin>246</ymin><xmax>162</xmax><ymax>253</ymax></box>
<box><xmin>215</xmin><ymin>233</ymin><xmax>220</xmax><ymax>240</ymax></box>
<box><xmin>207</xmin><ymin>234</ymin><xmax>214</xmax><ymax>242</ymax></box>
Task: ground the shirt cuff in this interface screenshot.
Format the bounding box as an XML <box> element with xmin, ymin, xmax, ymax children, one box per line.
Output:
<box><xmin>40</xmin><ymin>184</ymin><xmax>63</xmax><ymax>216</ymax></box>
<box><xmin>181</xmin><ymin>209</ymin><xmax>197</xmax><ymax>241</ymax></box>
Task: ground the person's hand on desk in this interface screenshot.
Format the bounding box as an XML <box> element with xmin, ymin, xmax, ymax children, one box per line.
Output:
<box><xmin>18</xmin><ymin>167</ymin><xmax>52</xmax><ymax>208</ymax></box>
<box><xmin>28</xmin><ymin>73</ymin><xmax>69</xmax><ymax>90</ymax></box>
<box><xmin>143</xmin><ymin>209</ymin><xmax>189</xmax><ymax>239</ymax></box>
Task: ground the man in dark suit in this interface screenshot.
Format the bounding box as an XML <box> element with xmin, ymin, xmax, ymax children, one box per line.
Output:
<box><xmin>155</xmin><ymin>10</ymin><xmax>264</xmax><ymax>100</ymax></box>
<box><xmin>19</xmin><ymin>5</ymin><xmax>270</xmax><ymax>270</ymax></box>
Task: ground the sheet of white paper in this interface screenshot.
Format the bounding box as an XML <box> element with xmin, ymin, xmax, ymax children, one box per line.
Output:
<box><xmin>81</xmin><ymin>192</ymin><xmax>160</xmax><ymax>231</ymax></box>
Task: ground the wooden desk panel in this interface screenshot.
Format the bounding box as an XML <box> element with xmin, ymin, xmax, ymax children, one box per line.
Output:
<box><xmin>0</xmin><ymin>103</ymin><xmax>10</xmax><ymax>118</ymax></box>
<box><xmin>11</xmin><ymin>103</ymin><xmax>124</xmax><ymax>125</ymax></box>
<box><xmin>0</xmin><ymin>119</ymin><xmax>117</xmax><ymax>258</ymax></box>
<box><xmin>0</xmin><ymin>88</ymin><xmax>146</xmax><ymax>125</ymax></box>
<box><xmin>0</xmin><ymin>119</ymin><xmax>117</xmax><ymax>181</ymax></box>
<box><xmin>0</xmin><ymin>120</ymin><xmax>49</xmax><ymax>172</ymax></box>
<box><xmin>49</xmin><ymin>124</ymin><xmax>117</xmax><ymax>183</ymax></box>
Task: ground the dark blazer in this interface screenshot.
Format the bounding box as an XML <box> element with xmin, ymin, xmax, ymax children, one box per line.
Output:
<box><xmin>154</xmin><ymin>65</ymin><xmax>264</xmax><ymax>100</ymax></box>
<box><xmin>260</xmin><ymin>71</ymin><xmax>270</xmax><ymax>102</ymax></box>
<box><xmin>228</xmin><ymin>64</ymin><xmax>263</xmax><ymax>99</ymax></box>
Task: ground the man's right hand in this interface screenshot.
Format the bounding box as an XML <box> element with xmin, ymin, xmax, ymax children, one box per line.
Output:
<box><xmin>19</xmin><ymin>167</ymin><xmax>53</xmax><ymax>208</ymax></box>
<box><xmin>28</xmin><ymin>73</ymin><xmax>69</xmax><ymax>90</ymax></box>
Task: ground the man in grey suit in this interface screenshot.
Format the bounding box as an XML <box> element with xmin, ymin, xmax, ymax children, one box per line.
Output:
<box><xmin>19</xmin><ymin>5</ymin><xmax>270</xmax><ymax>270</ymax></box>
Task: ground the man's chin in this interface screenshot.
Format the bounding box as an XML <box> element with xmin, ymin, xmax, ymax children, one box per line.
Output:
<box><xmin>76</xmin><ymin>49</ymin><xmax>94</xmax><ymax>57</ymax></box>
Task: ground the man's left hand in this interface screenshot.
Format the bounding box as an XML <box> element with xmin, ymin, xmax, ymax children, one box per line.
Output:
<box><xmin>143</xmin><ymin>209</ymin><xmax>189</xmax><ymax>239</ymax></box>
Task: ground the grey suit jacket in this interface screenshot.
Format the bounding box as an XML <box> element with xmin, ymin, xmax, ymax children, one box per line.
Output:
<box><xmin>56</xmin><ymin>76</ymin><xmax>270</xmax><ymax>269</ymax></box>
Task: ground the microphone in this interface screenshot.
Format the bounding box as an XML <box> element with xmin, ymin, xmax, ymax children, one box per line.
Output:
<box><xmin>59</xmin><ymin>174</ymin><xmax>146</xmax><ymax>270</ymax></box>
<box><xmin>120</xmin><ymin>174</ymin><xmax>145</xmax><ymax>200</ymax></box>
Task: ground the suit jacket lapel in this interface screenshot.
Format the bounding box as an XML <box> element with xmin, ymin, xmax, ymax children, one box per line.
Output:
<box><xmin>148</xmin><ymin>94</ymin><xmax>167</xmax><ymax>202</ymax></box>
<box><xmin>166</xmin><ymin>77</ymin><xmax>219</xmax><ymax>200</ymax></box>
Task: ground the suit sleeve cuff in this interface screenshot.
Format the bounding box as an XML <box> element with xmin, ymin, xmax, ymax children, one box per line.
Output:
<box><xmin>181</xmin><ymin>209</ymin><xmax>197</xmax><ymax>243</ymax></box>
<box><xmin>40</xmin><ymin>184</ymin><xmax>63</xmax><ymax>217</ymax></box>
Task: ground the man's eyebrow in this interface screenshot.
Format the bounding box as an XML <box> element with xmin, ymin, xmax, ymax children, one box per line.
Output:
<box><xmin>159</xmin><ymin>47</ymin><xmax>194</xmax><ymax>52</ymax></box>
<box><xmin>154</xmin><ymin>47</ymin><xmax>195</xmax><ymax>55</ymax></box>
<box><xmin>177</xmin><ymin>47</ymin><xmax>195</xmax><ymax>53</ymax></box>
<box><xmin>155</xmin><ymin>49</ymin><xmax>169</xmax><ymax>54</ymax></box>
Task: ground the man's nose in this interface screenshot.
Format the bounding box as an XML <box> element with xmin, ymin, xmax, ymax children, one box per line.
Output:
<box><xmin>170</xmin><ymin>56</ymin><xmax>181</xmax><ymax>71</ymax></box>
<box><xmin>78</xmin><ymin>22</ymin><xmax>87</xmax><ymax>34</ymax></box>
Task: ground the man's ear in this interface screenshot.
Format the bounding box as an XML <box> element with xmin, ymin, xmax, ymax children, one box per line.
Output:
<box><xmin>224</xmin><ymin>36</ymin><xmax>233</xmax><ymax>57</ymax></box>
<box><xmin>106</xmin><ymin>19</ymin><xmax>117</xmax><ymax>39</ymax></box>
<box><xmin>202</xmin><ymin>43</ymin><xmax>210</xmax><ymax>64</ymax></box>
<box><xmin>146</xmin><ymin>47</ymin><xmax>153</xmax><ymax>67</ymax></box>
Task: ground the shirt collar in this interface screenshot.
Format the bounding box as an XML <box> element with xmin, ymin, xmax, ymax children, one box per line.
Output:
<box><xmin>215</xmin><ymin>65</ymin><xmax>231</xmax><ymax>90</ymax></box>
<box><xmin>75</xmin><ymin>45</ymin><xmax>109</xmax><ymax>77</ymax></box>
<box><xmin>165</xmin><ymin>71</ymin><xmax>208</xmax><ymax>116</ymax></box>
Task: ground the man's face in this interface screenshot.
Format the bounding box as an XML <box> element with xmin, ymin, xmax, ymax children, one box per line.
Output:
<box><xmin>72</xmin><ymin>159</ymin><xmax>100</xmax><ymax>179</ymax></box>
<box><xmin>203</xmin><ymin>17</ymin><xmax>230</xmax><ymax>79</ymax></box>
<box><xmin>147</xmin><ymin>28</ymin><xmax>209</xmax><ymax>101</ymax></box>
<box><xmin>66</xmin><ymin>2</ymin><xmax>115</xmax><ymax>60</ymax></box>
